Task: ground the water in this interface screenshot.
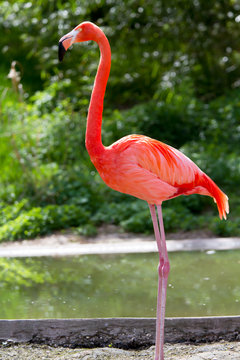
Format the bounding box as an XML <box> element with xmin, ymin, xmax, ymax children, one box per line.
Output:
<box><xmin>0</xmin><ymin>250</ymin><xmax>240</xmax><ymax>319</ymax></box>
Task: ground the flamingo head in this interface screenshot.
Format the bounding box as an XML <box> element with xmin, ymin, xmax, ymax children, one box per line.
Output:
<box><xmin>58</xmin><ymin>21</ymin><xmax>99</xmax><ymax>61</ymax></box>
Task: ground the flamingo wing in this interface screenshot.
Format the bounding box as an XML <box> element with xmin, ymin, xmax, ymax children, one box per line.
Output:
<box><xmin>111</xmin><ymin>157</ymin><xmax>178</xmax><ymax>204</ymax></box>
<box><xmin>95</xmin><ymin>134</ymin><xmax>228</xmax><ymax>218</ymax></box>
<box><xmin>102</xmin><ymin>135</ymin><xmax>201</xmax><ymax>204</ymax></box>
<box><xmin>128</xmin><ymin>135</ymin><xmax>199</xmax><ymax>187</ymax></box>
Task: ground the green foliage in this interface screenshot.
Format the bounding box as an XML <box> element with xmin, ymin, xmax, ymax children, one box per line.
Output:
<box><xmin>1</xmin><ymin>80</ymin><xmax>240</xmax><ymax>239</ymax></box>
<box><xmin>104</xmin><ymin>92</ymin><xmax>206</xmax><ymax>148</ymax></box>
<box><xmin>209</xmin><ymin>216</ymin><xmax>240</xmax><ymax>237</ymax></box>
<box><xmin>0</xmin><ymin>205</ymin><xmax>89</xmax><ymax>242</ymax></box>
<box><xmin>0</xmin><ymin>1</ymin><xmax>240</xmax><ymax>240</ymax></box>
<box><xmin>75</xmin><ymin>224</ymin><xmax>98</xmax><ymax>237</ymax></box>
<box><xmin>0</xmin><ymin>199</ymin><xmax>29</xmax><ymax>226</ymax></box>
<box><xmin>1</xmin><ymin>1</ymin><xmax>240</xmax><ymax>104</ymax></box>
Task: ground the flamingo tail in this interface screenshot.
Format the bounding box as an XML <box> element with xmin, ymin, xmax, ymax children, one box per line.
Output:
<box><xmin>201</xmin><ymin>173</ymin><xmax>229</xmax><ymax>220</ymax></box>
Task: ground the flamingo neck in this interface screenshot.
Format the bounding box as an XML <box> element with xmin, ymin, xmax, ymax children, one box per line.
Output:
<box><xmin>85</xmin><ymin>30</ymin><xmax>111</xmax><ymax>159</ymax></box>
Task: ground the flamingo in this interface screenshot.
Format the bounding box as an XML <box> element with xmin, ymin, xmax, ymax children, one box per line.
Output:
<box><xmin>58</xmin><ymin>21</ymin><xmax>229</xmax><ymax>360</ymax></box>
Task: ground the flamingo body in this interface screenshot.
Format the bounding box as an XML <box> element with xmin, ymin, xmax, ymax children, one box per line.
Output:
<box><xmin>91</xmin><ymin>134</ymin><xmax>228</xmax><ymax>219</ymax></box>
<box><xmin>59</xmin><ymin>21</ymin><xmax>229</xmax><ymax>360</ymax></box>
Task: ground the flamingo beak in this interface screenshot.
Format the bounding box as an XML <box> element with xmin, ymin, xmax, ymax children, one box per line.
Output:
<box><xmin>58</xmin><ymin>29</ymin><xmax>79</xmax><ymax>62</ymax></box>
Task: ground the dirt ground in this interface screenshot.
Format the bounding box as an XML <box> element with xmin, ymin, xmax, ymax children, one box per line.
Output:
<box><xmin>0</xmin><ymin>342</ymin><xmax>240</xmax><ymax>360</ymax></box>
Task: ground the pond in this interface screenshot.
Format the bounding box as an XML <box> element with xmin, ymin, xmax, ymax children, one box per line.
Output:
<box><xmin>0</xmin><ymin>250</ymin><xmax>240</xmax><ymax>319</ymax></box>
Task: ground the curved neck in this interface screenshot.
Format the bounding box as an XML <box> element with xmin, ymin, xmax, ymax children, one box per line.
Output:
<box><xmin>85</xmin><ymin>30</ymin><xmax>111</xmax><ymax>158</ymax></box>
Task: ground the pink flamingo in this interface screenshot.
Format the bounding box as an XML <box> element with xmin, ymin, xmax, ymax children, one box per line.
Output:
<box><xmin>59</xmin><ymin>22</ymin><xmax>229</xmax><ymax>360</ymax></box>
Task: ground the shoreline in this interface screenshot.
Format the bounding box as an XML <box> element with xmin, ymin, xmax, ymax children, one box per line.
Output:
<box><xmin>0</xmin><ymin>232</ymin><xmax>240</xmax><ymax>257</ymax></box>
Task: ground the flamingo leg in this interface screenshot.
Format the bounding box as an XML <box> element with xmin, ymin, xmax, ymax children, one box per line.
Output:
<box><xmin>149</xmin><ymin>204</ymin><xmax>170</xmax><ymax>360</ymax></box>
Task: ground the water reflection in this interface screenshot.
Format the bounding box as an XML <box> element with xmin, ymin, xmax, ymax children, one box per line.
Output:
<box><xmin>0</xmin><ymin>250</ymin><xmax>239</xmax><ymax>319</ymax></box>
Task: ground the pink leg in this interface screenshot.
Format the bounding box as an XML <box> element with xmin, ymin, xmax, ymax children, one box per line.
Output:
<box><xmin>149</xmin><ymin>204</ymin><xmax>170</xmax><ymax>360</ymax></box>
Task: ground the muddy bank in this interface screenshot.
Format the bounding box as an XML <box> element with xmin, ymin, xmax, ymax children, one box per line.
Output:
<box><xmin>0</xmin><ymin>342</ymin><xmax>240</xmax><ymax>359</ymax></box>
<box><xmin>1</xmin><ymin>317</ymin><xmax>239</xmax><ymax>348</ymax></box>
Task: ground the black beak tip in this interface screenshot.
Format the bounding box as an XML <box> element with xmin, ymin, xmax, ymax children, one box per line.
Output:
<box><xmin>58</xmin><ymin>41</ymin><xmax>66</xmax><ymax>62</ymax></box>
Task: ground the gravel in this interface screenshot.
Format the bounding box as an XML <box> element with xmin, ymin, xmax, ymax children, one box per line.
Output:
<box><xmin>0</xmin><ymin>342</ymin><xmax>240</xmax><ymax>360</ymax></box>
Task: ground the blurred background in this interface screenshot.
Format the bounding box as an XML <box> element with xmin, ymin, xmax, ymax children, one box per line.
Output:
<box><xmin>0</xmin><ymin>0</ymin><xmax>240</xmax><ymax>241</ymax></box>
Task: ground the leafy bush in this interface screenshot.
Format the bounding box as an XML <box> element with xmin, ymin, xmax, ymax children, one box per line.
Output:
<box><xmin>0</xmin><ymin>199</ymin><xmax>30</xmax><ymax>226</ymax></box>
<box><xmin>75</xmin><ymin>224</ymin><xmax>98</xmax><ymax>237</ymax></box>
<box><xmin>209</xmin><ymin>217</ymin><xmax>240</xmax><ymax>237</ymax></box>
<box><xmin>0</xmin><ymin>205</ymin><xmax>89</xmax><ymax>242</ymax></box>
